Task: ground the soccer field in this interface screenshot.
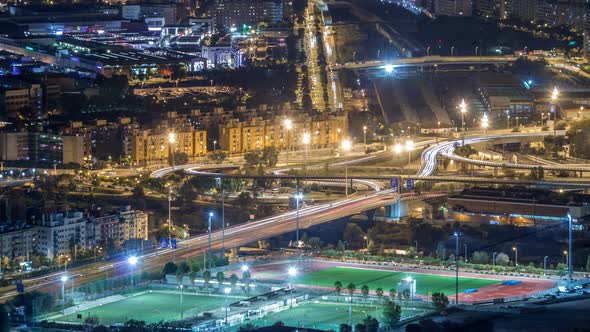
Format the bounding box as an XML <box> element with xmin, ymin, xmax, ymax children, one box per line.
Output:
<box><xmin>59</xmin><ymin>292</ymin><xmax>226</xmax><ymax>325</ymax></box>
<box><xmin>296</xmin><ymin>267</ymin><xmax>500</xmax><ymax>295</ymax></box>
<box><xmin>232</xmin><ymin>302</ymin><xmax>423</xmax><ymax>331</ymax></box>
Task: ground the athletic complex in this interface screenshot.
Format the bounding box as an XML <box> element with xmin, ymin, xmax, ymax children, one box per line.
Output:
<box><xmin>47</xmin><ymin>259</ymin><xmax>556</xmax><ymax>330</ymax></box>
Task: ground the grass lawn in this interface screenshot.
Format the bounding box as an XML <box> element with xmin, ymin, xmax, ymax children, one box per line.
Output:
<box><xmin>232</xmin><ymin>302</ymin><xmax>423</xmax><ymax>331</ymax></box>
<box><xmin>58</xmin><ymin>292</ymin><xmax>226</xmax><ymax>325</ymax></box>
<box><xmin>296</xmin><ymin>267</ymin><xmax>500</xmax><ymax>295</ymax></box>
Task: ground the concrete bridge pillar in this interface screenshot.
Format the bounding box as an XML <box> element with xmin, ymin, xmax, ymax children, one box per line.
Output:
<box><xmin>389</xmin><ymin>201</ymin><xmax>401</xmax><ymax>221</ymax></box>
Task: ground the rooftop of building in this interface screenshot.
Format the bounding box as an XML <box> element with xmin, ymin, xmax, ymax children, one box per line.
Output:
<box><xmin>81</xmin><ymin>49</ymin><xmax>195</xmax><ymax>66</ymax></box>
<box><xmin>482</xmin><ymin>87</ymin><xmax>534</xmax><ymax>102</ymax></box>
<box><xmin>0</xmin><ymin>222</ymin><xmax>34</xmax><ymax>234</ymax></box>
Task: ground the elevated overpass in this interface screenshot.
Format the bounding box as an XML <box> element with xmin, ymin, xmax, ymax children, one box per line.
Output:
<box><xmin>331</xmin><ymin>55</ymin><xmax>517</xmax><ymax>70</ymax></box>
<box><xmin>418</xmin><ymin>130</ymin><xmax>590</xmax><ymax>176</ymax></box>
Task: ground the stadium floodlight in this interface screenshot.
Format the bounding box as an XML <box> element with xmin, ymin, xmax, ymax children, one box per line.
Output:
<box><xmin>385</xmin><ymin>64</ymin><xmax>394</xmax><ymax>73</ymax></box>
<box><xmin>241</xmin><ymin>265</ymin><xmax>249</xmax><ymax>272</ymax></box>
<box><xmin>128</xmin><ymin>256</ymin><xmax>138</xmax><ymax>287</ymax></box>
<box><xmin>60</xmin><ymin>275</ymin><xmax>69</xmax><ymax>314</ymax></box>
<box><xmin>288</xmin><ymin>267</ymin><xmax>297</xmax><ymax>309</ymax></box>
<box><xmin>128</xmin><ymin>256</ymin><xmax>138</xmax><ymax>265</ymax></box>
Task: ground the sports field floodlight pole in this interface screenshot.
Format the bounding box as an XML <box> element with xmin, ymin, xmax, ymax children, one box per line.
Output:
<box><xmin>128</xmin><ymin>256</ymin><xmax>138</xmax><ymax>287</ymax></box>
<box><xmin>224</xmin><ymin>287</ymin><xmax>231</xmax><ymax>325</ymax></box>
<box><xmin>512</xmin><ymin>246</ymin><xmax>518</xmax><ymax>266</ymax></box>
<box><xmin>453</xmin><ymin>231</ymin><xmax>462</xmax><ymax>304</ymax></box>
<box><xmin>208</xmin><ymin>211</ymin><xmax>213</xmax><ymax>269</ymax></box>
<box><xmin>567</xmin><ymin>212</ymin><xmax>573</xmax><ymax>283</ymax></box>
<box><xmin>60</xmin><ymin>275</ymin><xmax>68</xmax><ymax>314</ymax></box>
<box><xmin>492</xmin><ymin>252</ymin><xmax>497</xmax><ymax>268</ymax></box>
<box><xmin>288</xmin><ymin>267</ymin><xmax>297</xmax><ymax>309</ymax></box>
<box><xmin>543</xmin><ymin>256</ymin><xmax>548</xmax><ymax>275</ymax></box>
<box><xmin>464</xmin><ymin>243</ymin><xmax>468</xmax><ymax>262</ymax></box>
<box><xmin>179</xmin><ymin>284</ymin><xmax>184</xmax><ymax>319</ymax></box>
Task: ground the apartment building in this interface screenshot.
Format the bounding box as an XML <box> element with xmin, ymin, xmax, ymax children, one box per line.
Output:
<box><xmin>90</xmin><ymin>207</ymin><xmax>148</xmax><ymax>248</ymax></box>
<box><xmin>219</xmin><ymin>114</ymin><xmax>348</xmax><ymax>153</ymax></box>
<box><xmin>0</xmin><ymin>224</ymin><xmax>36</xmax><ymax>267</ymax></box>
<box><xmin>211</xmin><ymin>0</ymin><xmax>284</xmax><ymax>28</ymax></box>
<box><xmin>0</xmin><ymin>131</ymin><xmax>84</xmax><ymax>165</ymax></box>
<box><xmin>129</xmin><ymin>126</ymin><xmax>207</xmax><ymax>165</ymax></box>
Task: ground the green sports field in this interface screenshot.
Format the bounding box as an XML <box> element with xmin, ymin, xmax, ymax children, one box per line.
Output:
<box><xmin>232</xmin><ymin>302</ymin><xmax>424</xmax><ymax>331</ymax></box>
<box><xmin>58</xmin><ymin>292</ymin><xmax>226</xmax><ymax>325</ymax></box>
<box><xmin>296</xmin><ymin>267</ymin><xmax>500</xmax><ymax>295</ymax></box>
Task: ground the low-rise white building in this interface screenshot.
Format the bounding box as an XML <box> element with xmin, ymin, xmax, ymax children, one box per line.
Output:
<box><xmin>35</xmin><ymin>211</ymin><xmax>88</xmax><ymax>260</ymax></box>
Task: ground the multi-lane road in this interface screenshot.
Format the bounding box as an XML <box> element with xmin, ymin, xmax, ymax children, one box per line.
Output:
<box><xmin>2</xmin><ymin>188</ymin><xmax>440</xmax><ymax>302</ymax></box>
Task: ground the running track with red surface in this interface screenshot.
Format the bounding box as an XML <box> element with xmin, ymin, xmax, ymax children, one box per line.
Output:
<box><xmin>233</xmin><ymin>259</ymin><xmax>556</xmax><ymax>303</ymax></box>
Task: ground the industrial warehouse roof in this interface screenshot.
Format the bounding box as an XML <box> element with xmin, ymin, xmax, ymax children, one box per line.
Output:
<box><xmin>450</xmin><ymin>187</ymin><xmax>590</xmax><ymax>206</ymax></box>
<box><xmin>81</xmin><ymin>50</ymin><xmax>194</xmax><ymax>65</ymax></box>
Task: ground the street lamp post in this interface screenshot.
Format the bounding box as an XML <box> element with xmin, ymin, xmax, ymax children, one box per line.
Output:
<box><xmin>454</xmin><ymin>231</ymin><xmax>462</xmax><ymax>304</ymax></box>
<box><xmin>492</xmin><ymin>252</ymin><xmax>497</xmax><ymax>268</ymax></box>
<box><xmin>208</xmin><ymin>212</ymin><xmax>213</xmax><ymax>269</ymax></box>
<box><xmin>564</xmin><ymin>250</ymin><xmax>568</xmax><ymax>265</ymax></box>
<box><xmin>363</xmin><ymin>126</ymin><xmax>367</xmax><ymax>146</ymax></box>
<box><xmin>551</xmin><ymin>87</ymin><xmax>559</xmax><ymax>135</ymax></box>
<box><xmin>224</xmin><ymin>287</ymin><xmax>231</xmax><ymax>325</ymax></box>
<box><xmin>128</xmin><ymin>256</ymin><xmax>138</xmax><ymax>287</ymax></box>
<box><xmin>294</xmin><ymin>191</ymin><xmax>303</xmax><ymax>262</ymax></box>
<box><xmin>60</xmin><ymin>275</ymin><xmax>68</xmax><ymax>314</ymax></box>
<box><xmin>284</xmin><ymin>119</ymin><xmax>292</xmax><ymax>167</ymax></box>
<box><xmin>512</xmin><ymin>247</ymin><xmax>518</xmax><ymax>266</ymax></box>
<box><xmin>341</xmin><ymin>139</ymin><xmax>352</xmax><ymax>196</ymax></box>
<box><xmin>567</xmin><ymin>212</ymin><xmax>573</xmax><ymax>283</ymax></box>
<box><xmin>288</xmin><ymin>267</ymin><xmax>297</xmax><ymax>309</ymax></box>
<box><xmin>459</xmin><ymin>99</ymin><xmax>467</xmax><ymax>146</ymax></box>
<box><xmin>405</xmin><ymin>140</ymin><xmax>414</xmax><ymax>170</ymax></box>
<box><xmin>543</xmin><ymin>256</ymin><xmax>548</xmax><ymax>275</ymax></box>
<box><xmin>302</xmin><ymin>133</ymin><xmax>310</xmax><ymax>173</ymax></box>
<box><xmin>482</xmin><ymin>113</ymin><xmax>489</xmax><ymax>136</ymax></box>
<box><xmin>221</xmin><ymin>186</ymin><xmax>225</xmax><ymax>255</ymax></box>
<box><xmin>168</xmin><ymin>186</ymin><xmax>173</xmax><ymax>246</ymax></box>
<box><xmin>168</xmin><ymin>132</ymin><xmax>176</xmax><ymax>172</ymax></box>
